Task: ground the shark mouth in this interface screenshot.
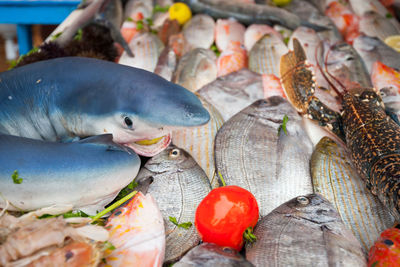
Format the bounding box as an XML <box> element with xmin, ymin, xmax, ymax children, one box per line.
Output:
<box><xmin>124</xmin><ymin>133</ymin><xmax>172</xmax><ymax>157</ymax></box>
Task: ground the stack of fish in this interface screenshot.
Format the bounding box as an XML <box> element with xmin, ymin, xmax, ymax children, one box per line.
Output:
<box><xmin>2</xmin><ymin>0</ymin><xmax>400</xmax><ymax>266</ymax></box>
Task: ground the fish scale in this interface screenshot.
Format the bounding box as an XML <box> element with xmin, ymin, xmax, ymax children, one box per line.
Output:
<box><xmin>172</xmin><ymin>97</ymin><xmax>224</xmax><ymax>188</ymax></box>
<box><xmin>135</xmin><ymin>145</ymin><xmax>211</xmax><ymax>263</ymax></box>
<box><xmin>249</xmin><ymin>34</ymin><xmax>288</xmax><ymax>77</ymax></box>
<box><xmin>311</xmin><ymin>137</ymin><xmax>395</xmax><ymax>253</ymax></box>
<box><xmin>215</xmin><ymin>97</ymin><xmax>313</xmax><ymax>216</ymax></box>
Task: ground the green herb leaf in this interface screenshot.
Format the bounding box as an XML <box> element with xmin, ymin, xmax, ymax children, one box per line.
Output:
<box><xmin>153</xmin><ymin>4</ymin><xmax>170</xmax><ymax>13</ymax></box>
<box><xmin>136</xmin><ymin>20</ymin><xmax>144</xmax><ymax>30</ymax></box>
<box><xmin>283</xmin><ymin>37</ymin><xmax>290</xmax><ymax>45</ymax></box>
<box><xmin>102</xmin><ymin>258</ymin><xmax>107</xmax><ymax>264</ymax></box>
<box><xmin>51</xmin><ymin>32</ymin><xmax>63</xmax><ymax>41</ymax></box>
<box><xmin>145</xmin><ymin>18</ymin><xmax>154</xmax><ymax>26</ymax></box>
<box><xmin>104</xmin><ymin>241</ymin><xmax>116</xmax><ymax>251</ymax></box>
<box><xmin>371</xmin><ymin>262</ymin><xmax>378</xmax><ymax>267</ymax></box>
<box><xmin>74</xmin><ymin>29</ymin><xmax>83</xmax><ymax>41</ymax></box>
<box><xmin>12</xmin><ymin>170</ymin><xmax>23</xmax><ymax>184</ymax></box>
<box><xmin>277</xmin><ymin>115</ymin><xmax>289</xmax><ymax>136</ymax></box>
<box><xmin>126</xmin><ymin>17</ymin><xmax>134</xmax><ymax>22</ymax></box>
<box><xmin>169</xmin><ymin>216</ymin><xmax>193</xmax><ymax>229</ymax></box>
<box><xmin>211</xmin><ymin>44</ymin><xmax>221</xmax><ymax>57</ymax></box>
<box><xmin>386</xmin><ymin>13</ymin><xmax>393</xmax><ymax>19</ymax></box>
<box><xmin>38</xmin><ymin>210</ymin><xmax>89</xmax><ymax>219</ymax></box>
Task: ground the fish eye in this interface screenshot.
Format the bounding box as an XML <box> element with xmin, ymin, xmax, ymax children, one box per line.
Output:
<box><xmin>169</xmin><ymin>148</ymin><xmax>180</xmax><ymax>158</ymax></box>
<box><xmin>383</xmin><ymin>239</ymin><xmax>394</xmax><ymax>246</ymax></box>
<box><xmin>296</xmin><ymin>196</ymin><xmax>309</xmax><ymax>205</ymax></box>
<box><xmin>124</xmin><ymin>117</ymin><xmax>133</xmax><ymax>128</ymax></box>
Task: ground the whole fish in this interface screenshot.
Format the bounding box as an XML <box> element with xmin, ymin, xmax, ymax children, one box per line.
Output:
<box><xmin>175</xmin><ymin>0</ymin><xmax>326</xmax><ymax>31</ymax></box>
<box><xmin>197</xmin><ymin>68</ymin><xmax>265</xmax><ymax>121</ymax></box>
<box><xmin>325</xmin><ymin>1</ymin><xmax>360</xmax><ymax>44</ymax></box>
<box><xmin>359</xmin><ymin>11</ymin><xmax>400</xmax><ymax>42</ymax></box>
<box><xmin>311</xmin><ymin>137</ymin><xmax>395</xmax><ymax>253</ymax></box>
<box><xmin>135</xmin><ymin>145</ymin><xmax>212</xmax><ymax>263</ymax></box>
<box><xmin>0</xmin><ymin>134</ymin><xmax>139</xmax><ymax>214</ymax></box>
<box><xmin>214</xmin><ymin>97</ymin><xmax>314</xmax><ymax>216</ymax></box>
<box><xmin>172</xmin><ymin>97</ymin><xmax>224</xmax><ymax>188</ymax></box>
<box><xmin>324</xmin><ymin>41</ymin><xmax>373</xmax><ymax>91</ymax></box>
<box><xmin>174</xmin><ymin>243</ymin><xmax>254</xmax><ymax>267</ymax></box>
<box><xmin>368</xmin><ymin>227</ymin><xmax>400</xmax><ymax>267</ymax></box>
<box><xmin>154</xmin><ymin>46</ymin><xmax>177</xmax><ymax>81</ymax></box>
<box><xmin>245</xmin><ymin>194</ymin><xmax>367</xmax><ymax>266</ymax></box>
<box><xmin>249</xmin><ymin>33</ymin><xmax>288</xmax><ymax>77</ymax></box>
<box><xmin>371</xmin><ymin>61</ymin><xmax>400</xmax><ymax>120</ymax></box>
<box><xmin>244</xmin><ymin>24</ymin><xmax>282</xmax><ymax>51</ymax></box>
<box><xmin>349</xmin><ymin>0</ymin><xmax>400</xmax><ymax>30</ymax></box>
<box><xmin>353</xmin><ymin>34</ymin><xmax>400</xmax><ymax>73</ymax></box>
<box><xmin>103</xmin><ymin>192</ymin><xmax>165</xmax><ymax>267</ymax></box>
<box><xmin>217</xmin><ymin>42</ymin><xmax>248</xmax><ymax>77</ymax></box>
<box><xmin>124</xmin><ymin>0</ymin><xmax>153</xmax><ymax>20</ymax></box>
<box><xmin>173</xmin><ymin>48</ymin><xmax>217</xmax><ymax>92</ymax></box>
<box><xmin>262</xmin><ymin>74</ymin><xmax>286</xmax><ymax>99</ymax></box>
<box><xmin>215</xmin><ymin>18</ymin><xmax>246</xmax><ymax>52</ymax></box>
<box><xmin>118</xmin><ymin>32</ymin><xmax>164</xmax><ymax>72</ymax></box>
<box><xmin>183</xmin><ymin>14</ymin><xmax>215</xmax><ymax>50</ymax></box>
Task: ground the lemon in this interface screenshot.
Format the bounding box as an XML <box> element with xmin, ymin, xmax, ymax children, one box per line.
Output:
<box><xmin>385</xmin><ymin>35</ymin><xmax>400</xmax><ymax>52</ymax></box>
<box><xmin>272</xmin><ymin>0</ymin><xmax>292</xmax><ymax>6</ymax></box>
<box><xmin>169</xmin><ymin>3</ymin><xmax>192</xmax><ymax>25</ymax></box>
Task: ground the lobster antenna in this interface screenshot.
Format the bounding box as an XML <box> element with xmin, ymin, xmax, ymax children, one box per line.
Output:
<box><xmin>323</xmin><ymin>42</ymin><xmax>348</xmax><ymax>96</ymax></box>
<box><xmin>315</xmin><ymin>40</ymin><xmax>344</xmax><ymax>99</ymax></box>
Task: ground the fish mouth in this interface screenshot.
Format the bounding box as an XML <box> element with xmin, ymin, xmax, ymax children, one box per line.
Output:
<box><xmin>124</xmin><ymin>133</ymin><xmax>172</xmax><ymax>157</ymax></box>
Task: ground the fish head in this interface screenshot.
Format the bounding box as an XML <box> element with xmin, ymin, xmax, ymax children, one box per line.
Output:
<box><xmin>284</xmin><ymin>194</ymin><xmax>341</xmax><ymax>224</ymax></box>
<box><xmin>353</xmin><ymin>34</ymin><xmax>379</xmax><ymax>52</ymax></box>
<box><xmin>143</xmin><ymin>145</ymin><xmax>197</xmax><ymax>173</ymax></box>
<box><xmin>62</xmin><ymin>59</ymin><xmax>210</xmax><ymax>157</ymax></box>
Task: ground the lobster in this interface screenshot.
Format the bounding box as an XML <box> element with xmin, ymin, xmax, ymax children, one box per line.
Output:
<box><xmin>280</xmin><ymin>38</ymin><xmax>400</xmax><ymax>222</ymax></box>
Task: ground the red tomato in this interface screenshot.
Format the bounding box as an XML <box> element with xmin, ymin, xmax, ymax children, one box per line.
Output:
<box><xmin>195</xmin><ymin>185</ymin><xmax>259</xmax><ymax>251</ymax></box>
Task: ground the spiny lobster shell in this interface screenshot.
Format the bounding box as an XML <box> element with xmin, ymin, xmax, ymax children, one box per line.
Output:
<box><xmin>342</xmin><ymin>90</ymin><xmax>400</xmax><ymax>221</ymax></box>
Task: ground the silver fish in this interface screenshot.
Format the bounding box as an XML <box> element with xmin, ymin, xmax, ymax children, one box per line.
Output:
<box><xmin>135</xmin><ymin>145</ymin><xmax>212</xmax><ymax>263</ymax></box>
<box><xmin>246</xmin><ymin>194</ymin><xmax>367</xmax><ymax>267</ymax></box>
<box><xmin>284</xmin><ymin>0</ymin><xmax>342</xmax><ymax>43</ymax></box>
<box><xmin>183</xmin><ymin>14</ymin><xmax>215</xmax><ymax>50</ymax></box>
<box><xmin>353</xmin><ymin>34</ymin><xmax>400</xmax><ymax>73</ymax></box>
<box><xmin>246</xmin><ymin>194</ymin><xmax>367</xmax><ymax>266</ymax></box>
<box><xmin>176</xmin><ymin>0</ymin><xmax>326</xmax><ymax>31</ymax></box>
<box><xmin>119</xmin><ymin>32</ymin><xmax>164</xmax><ymax>72</ymax></box>
<box><xmin>324</xmin><ymin>41</ymin><xmax>373</xmax><ymax>90</ymax></box>
<box><xmin>197</xmin><ymin>68</ymin><xmax>265</xmax><ymax>121</ymax></box>
<box><xmin>172</xmin><ymin>96</ymin><xmax>224</xmax><ymax>188</ymax></box>
<box><xmin>175</xmin><ymin>243</ymin><xmax>254</xmax><ymax>267</ymax></box>
<box><xmin>154</xmin><ymin>46</ymin><xmax>177</xmax><ymax>81</ymax></box>
<box><xmin>124</xmin><ymin>0</ymin><xmax>153</xmax><ymax>19</ymax></box>
<box><xmin>214</xmin><ymin>97</ymin><xmax>314</xmax><ymax>217</ymax></box>
<box><xmin>359</xmin><ymin>11</ymin><xmax>400</xmax><ymax>42</ymax></box>
<box><xmin>311</xmin><ymin>137</ymin><xmax>395</xmax><ymax>254</ymax></box>
<box><xmin>249</xmin><ymin>34</ymin><xmax>288</xmax><ymax>77</ymax></box>
<box><xmin>173</xmin><ymin>48</ymin><xmax>217</xmax><ymax>92</ymax></box>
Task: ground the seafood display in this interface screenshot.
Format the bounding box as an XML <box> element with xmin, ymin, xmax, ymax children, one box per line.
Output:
<box><xmin>135</xmin><ymin>145</ymin><xmax>211</xmax><ymax>263</ymax></box>
<box><xmin>3</xmin><ymin>0</ymin><xmax>400</xmax><ymax>265</ymax></box>
<box><xmin>311</xmin><ymin>137</ymin><xmax>395</xmax><ymax>252</ymax></box>
<box><xmin>245</xmin><ymin>194</ymin><xmax>367</xmax><ymax>266</ymax></box>
<box><xmin>214</xmin><ymin>97</ymin><xmax>314</xmax><ymax>216</ymax></box>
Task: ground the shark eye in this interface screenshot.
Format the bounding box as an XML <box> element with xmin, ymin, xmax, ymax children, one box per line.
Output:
<box><xmin>169</xmin><ymin>148</ymin><xmax>180</xmax><ymax>158</ymax></box>
<box><xmin>124</xmin><ymin>117</ymin><xmax>133</xmax><ymax>128</ymax></box>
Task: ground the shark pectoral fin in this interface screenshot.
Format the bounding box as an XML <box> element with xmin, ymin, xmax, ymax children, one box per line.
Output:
<box><xmin>61</xmin><ymin>136</ymin><xmax>82</xmax><ymax>143</ymax></box>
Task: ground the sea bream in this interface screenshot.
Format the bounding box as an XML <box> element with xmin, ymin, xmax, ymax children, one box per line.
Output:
<box><xmin>174</xmin><ymin>243</ymin><xmax>254</xmax><ymax>267</ymax></box>
<box><xmin>246</xmin><ymin>194</ymin><xmax>367</xmax><ymax>266</ymax></box>
<box><xmin>214</xmin><ymin>97</ymin><xmax>314</xmax><ymax>216</ymax></box>
<box><xmin>197</xmin><ymin>68</ymin><xmax>265</xmax><ymax>121</ymax></box>
<box><xmin>311</xmin><ymin>137</ymin><xmax>395</xmax><ymax>253</ymax></box>
<box><xmin>183</xmin><ymin>14</ymin><xmax>215</xmax><ymax>50</ymax></box>
<box><xmin>135</xmin><ymin>145</ymin><xmax>212</xmax><ymax>263</ymax></box>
